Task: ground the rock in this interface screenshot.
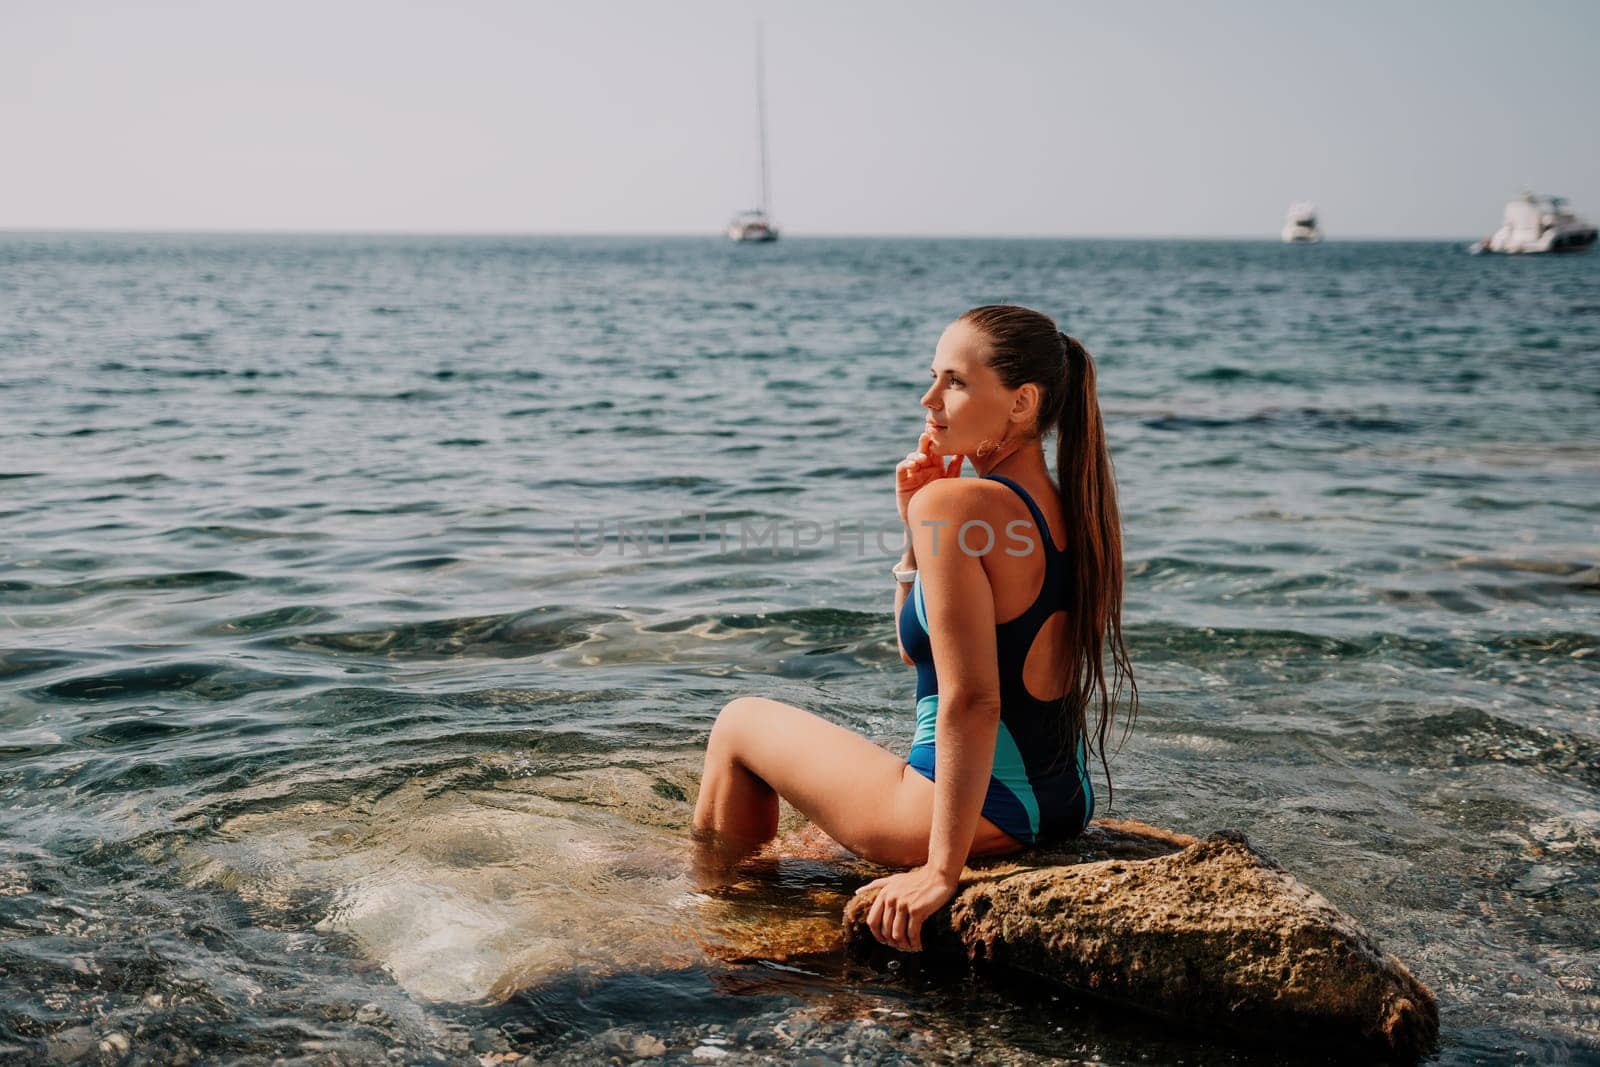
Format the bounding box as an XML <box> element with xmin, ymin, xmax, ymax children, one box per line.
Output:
<box><xmin>598</xmin><ymin>1030</ymin><xmax>668</xmax><ymax>1060</ymax></box>
<box><xmin>472</xmin><ymin>1026</ymin><xmax>511</xmax><ymax>1053</ymax></box>
<box><xmin>435</xmin><ymin>1030</ymin><xmax>473</xmax><ymax>1056</ymax></box>
<box><xmin>843</xmin><ymin>821</ymin><xmax>1438</xmax><ymax>1062</ymax></box>
<box><xmin>627</xmin><ymin>1034</ymin><xmax>668</xmax><ymax>1058</ymax></box>
<box><xmin>45</xmin><ymin>1026</ymin><xmax>98</xmax><ymax>1063</ymax></box>
<box><xmin>98</xmin><ymin>1030</ymin><xmax>130</xmax><ymax>1056</ymax></box>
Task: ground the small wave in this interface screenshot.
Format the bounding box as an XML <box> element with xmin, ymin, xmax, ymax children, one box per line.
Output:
<box><xmin>161</xmin><ymin>523</ymin><xmax>303</xmax><ymax>544</ymax></box>
<box><xmin>0</xmin><ymin>569</ymin><xmax>253</xmax><ymax>606</ymax></box>
<box><xmin>31</xmin><ymin>426</ymin><xmax>103</xmax><ymax>438</ymax></box>
<box><xmin>33</xmin><ymin>660</ymin><xmax>304</xmax><ymax>703</ymax></box>
<box><xmin>1353</xmin><ymin>706</ymin><xmax>1600</xmax><ymax>791</ymax></box>
<box><xmin>810</xmin><ymin>466</ymin><xmax>887</xmax><ymax>480</ymax></box>
<box><xmin>79</xmin><ymin>716</ymin><xmax>195</xmax><ymax>747</ymax></box>
<box><xmin>87</xmin><ymin>360</ymin><xmax>285</xmax><ymax>381</ymax></box>
<box><xmin>204</xmin><ymin>505</ymin><xmax>291</xmax><ymax>522</ymax></box>
<box><xmin>1325</xmin><ymin>485</ymin><xmax>1426</xmax><ymax>500</ymax></box>
<box><xmin>428</xmin><ymin>368</ymin><xmax>545</xmax><ymax>382</ymax></box>
<box><xmin>1183</xmin><ymin>366</ymin><xmax>1305</xmax><ymax>386</ymax></box>
<box><xmin>1381</xmin><ymin>573</ymin><xmax>1597</xmax><ymax>612</ymax></box>
<box><xmin>1127</xmin><ymin>556</ymin><xmax>1276</xmax><ymax>581</ymax></box>
<box><xmin>1128</xmin><ymin>622</ymin><xmax>1598</xmax><ymax>673</ymax></box>
<box><xmin>1376</xmin><ymin>556</ymin><xmax>1600</xmax><ymax>610</ymax></box>
<box><xmin>376</xmin><ymin>555</ymin><xmax>461</xmax><ymax>571</ymax></box>
<box><xmin>1450</xmin><ymin>555</ymin><xmax>1599</xmax><ymax>580</ymax></box>
<box><xmin>544</xmin><ymin>475</ymin><xmax>719</xmax><ymax>492</ymax></box>
<box><xmin>326</xmin><ymin>501</ymin><xmax>441</xmax><ymax>516</ymax></box>
<box><xmin>279</xmin><ymin>606</ymin><xmax>622</xmax><ymax>661</ymax></box>
<box><xmin>0</xmin><ymin>647</ymin><xmax>99</xmax><ymax>682</ymax></box>
<box><xmin>1141</xmin><ymin>407</ymin><xmax>1414</xmax><ymax>436</ymax></box>
<box><xmin>703</xmin><ymin>607</ymin><xmax>881</xmax><ymax>643</ymax></box>
<box><xmin>207</xmin><ymin>605</ymin><xmax>337</xmax><ymax>635</ymax></box>
<box><xmin>1458</xmin><ymin>495</ymin><xmax>1528</xmax><ymax>512</ymax></box>
<box><xmin>96</xmin><ymin>569</ymin><xmax>253</xmax><ymax>592</ymax></box>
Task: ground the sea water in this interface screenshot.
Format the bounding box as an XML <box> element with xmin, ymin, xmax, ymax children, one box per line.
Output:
<box><xmin>1</xmin><ymin>234</ymin><xmax>1596</xmax><ymax>1063</ymax></box>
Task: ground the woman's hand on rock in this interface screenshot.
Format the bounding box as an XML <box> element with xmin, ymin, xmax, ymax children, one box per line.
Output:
<box><xmin>856</xmin><ymin>864</ymin><xmax>960</xmax><ymax>952</ymax></box>
<box><xmin>895</xmin><ymin>432</ymin><xmax>963</xmax><ymax>526</ymax></box>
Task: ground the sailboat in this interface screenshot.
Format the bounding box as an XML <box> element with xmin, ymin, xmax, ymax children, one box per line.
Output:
<box><xmin>727</xmin><ymin>27</ymin><xmax>779</xmax><ymax>243</ymax></box>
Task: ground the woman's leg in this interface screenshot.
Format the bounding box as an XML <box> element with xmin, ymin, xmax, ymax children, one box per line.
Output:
<box><xmin>692</xmin><ymin>696</ymin><xmax>1022</xmax><ymax>880</ymax></box>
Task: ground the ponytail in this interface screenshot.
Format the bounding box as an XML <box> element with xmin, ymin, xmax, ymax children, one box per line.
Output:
<box><xmin>1052</xmin><ymin>332</ymin><xmax>1137</xmax><ymax>808</ymax></box>
<box><xmin>956</xmin><ymin>307</ymin><xmax>1138</xmax><ymax>809</ymax></box>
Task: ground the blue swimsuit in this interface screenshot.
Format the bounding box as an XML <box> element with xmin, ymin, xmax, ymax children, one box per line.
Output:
<box><xmin>896</xmin><ymin>474</ymin><xmax>1094</xmax><ymax>846</ymax></box>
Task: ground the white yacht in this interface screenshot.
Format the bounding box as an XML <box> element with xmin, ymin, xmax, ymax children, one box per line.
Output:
<box><xmin>727</xmin><ymin>209</ymin><xmax>777</xmax><ymax>244</ymax></box>
<box><xmin>1281</xmin><ymin>202</ymin><xmax>1322</xmax><ymax>243</ymax></box>
<box><xmin>1471</xmin><ymin>193</ymin><xmax>1597</xmax><ymax>254</ymax></box>
<box><xmin>727</xmin><ymin>28</ymin><xmax>779</xmax><ymax>243</ymax></box>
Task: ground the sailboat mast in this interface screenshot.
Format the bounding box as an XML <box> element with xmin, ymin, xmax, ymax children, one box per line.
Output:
<box><xmin>756</xmin><ymin>25</ymin><xmax>771</xmax><ymax>217</ymax></box>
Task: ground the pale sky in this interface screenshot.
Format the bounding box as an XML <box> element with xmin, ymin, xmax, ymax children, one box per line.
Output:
<box><xmin>5</xmin><ymin>0</ymin><xmax>1597</xmax><ymax>237</ymax></box>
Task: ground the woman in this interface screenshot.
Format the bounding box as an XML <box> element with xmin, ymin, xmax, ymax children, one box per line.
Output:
<box><xmin>692</xmin><ymin>305</ymin><xmax>1136</xmax><ymax>952</ymax></box>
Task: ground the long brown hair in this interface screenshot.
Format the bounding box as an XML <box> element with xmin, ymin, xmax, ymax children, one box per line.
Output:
<box><xmin>959</xmin><ymin>304</ymin><xmax>1137</xmax><ymax>805</ymax></box>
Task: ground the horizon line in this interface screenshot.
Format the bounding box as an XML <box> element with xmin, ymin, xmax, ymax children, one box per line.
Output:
<box><xmin>0</xmin><ymin>226</ymin><xmax>1485</xmax><ymax>242</ymax></box>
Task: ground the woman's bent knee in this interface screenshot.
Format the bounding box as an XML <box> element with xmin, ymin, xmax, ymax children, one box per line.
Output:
<box><xmin>718</xmin><ymin>695</ymin><xmax>765</xmax><ymax>719</ymax></box>
<box><xmin>705</xmin><ymin>698</ymin><xmax>778</xmax><ymax>779</ymax></box>
<box><xmin>711</xmin><ymin>696</ymin><xmax>749</xmax><ymax>737</ymax></box>
<box><xmin>710</xmin><ymin>696</ymin><xmax>769</xmax><ymax>744</ymax></box>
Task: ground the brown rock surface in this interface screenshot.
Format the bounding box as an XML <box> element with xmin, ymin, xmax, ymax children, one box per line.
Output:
<box><xmin>844</xmin><ymin>821</ymin><xmax>1438</xmax><ymax>1063</ymax></box>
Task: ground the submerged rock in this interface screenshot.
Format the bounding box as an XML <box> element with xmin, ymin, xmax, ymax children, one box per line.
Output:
<box><xmin>843</xmin><ymin>820</ymin><xmax>1438</xmax><ymax>1063</ymax></box>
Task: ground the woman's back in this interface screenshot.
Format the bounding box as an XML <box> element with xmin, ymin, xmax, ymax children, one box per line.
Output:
<box><xmin>898</xmin><ymin>473</ymin><xmax>1093</xmax><ymax>844</ymax></box>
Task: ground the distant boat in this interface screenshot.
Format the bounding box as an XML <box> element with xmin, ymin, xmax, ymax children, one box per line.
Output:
<box><xmin>727</xmin><ymin>209</ymin><xmax>777</xmax><ymax>244</ymax></box>
<box><xmin>1282</xmin><ymin>202</ymin><xmax>1322</xmax><ymax>243</ymax></box>
<box><xmin>727</xmin><ymin>27</ymin><xmax>779</xmax><ymax>243</ymax></box>
<box><xmin>1470</xmin><ymin>192</ymin><xmax>1597</xmax><ymax>254</ymax></box>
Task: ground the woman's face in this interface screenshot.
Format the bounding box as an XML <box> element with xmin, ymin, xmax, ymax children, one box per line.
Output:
<box><xmin>920</xmin><ymin>319</ymin><xmax>1019</xmax><ymax>456</ymax></box>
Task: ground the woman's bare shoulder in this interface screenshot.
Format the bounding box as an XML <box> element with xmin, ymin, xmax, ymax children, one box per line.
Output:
<box><xmin>905</xmin><ymin>476</ymin><xmax>1012</xmax><ymax>522</ymax></box>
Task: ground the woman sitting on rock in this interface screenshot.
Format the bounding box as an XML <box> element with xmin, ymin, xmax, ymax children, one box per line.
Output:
<box><xmin>693</xmin><ymin>304</ymin><xmax>1137</xmax><ymax>952</ymax></box>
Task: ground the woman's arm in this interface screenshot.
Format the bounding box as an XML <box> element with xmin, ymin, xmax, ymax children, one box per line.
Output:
<box><xmin>861</xmin><ymin>479</ymin><xmax>1002</xmax><ymax>951</ymax></box>
<box><xmin>893</xmin><ymin>537</ymin><xmax>916</xmax><ymax>666</ymax></box>
<box><xmin>906</xmin><ymin>481</ymin><xmax>1002</xmax><ymax>879</ymax></box>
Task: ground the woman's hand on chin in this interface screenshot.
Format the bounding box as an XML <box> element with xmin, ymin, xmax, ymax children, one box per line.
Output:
<box><xmin>856</xmin><ymin>864</ymin><xmax>961</xmax><ymax>952</ymax></box>
<box><xmin>895</xmin><ymin>431</ymin><xmax>964</xmax><ymax>527</ymax></box>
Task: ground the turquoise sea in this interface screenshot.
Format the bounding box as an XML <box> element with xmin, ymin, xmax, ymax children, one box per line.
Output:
<box><xmin>1</xmin><ymin>234</ymin><xmax>1596</xmax><ymax>1064</ymax></box>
